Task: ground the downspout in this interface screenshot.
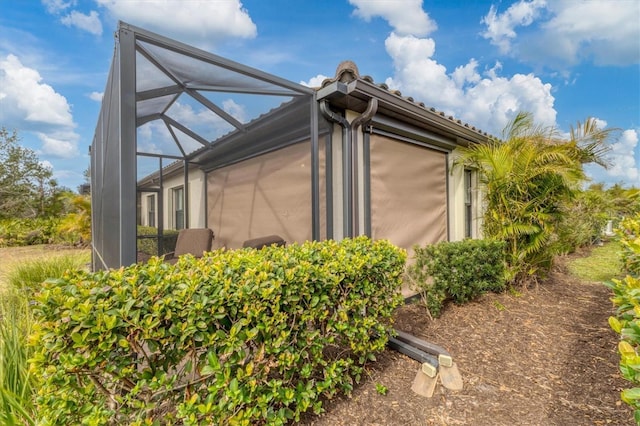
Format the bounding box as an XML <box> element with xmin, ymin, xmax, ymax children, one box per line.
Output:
<box><xmin>319</xmin><ymin>101</ymin><xmax>352</xmax><ymax>237</ymax></box>
<box><xmin>349</xmin><ymin>98</ymin><xmax>378</xmax><ymax>236</ymax></box>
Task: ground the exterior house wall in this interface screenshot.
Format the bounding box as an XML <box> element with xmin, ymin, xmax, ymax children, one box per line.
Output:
<box><xmin>139</xmin><ymin>191</ymin><xmax>157</xmax><ymax>227</ymax></box>
<box><xmin>138</xmin><ymin>166</ymin><xmax>206</xmax><ymax>231</ymax></box>
<box><xmin>160</xmin><ymin>167</ymin><xmax>206</xmax><ymax>230</ymax></box>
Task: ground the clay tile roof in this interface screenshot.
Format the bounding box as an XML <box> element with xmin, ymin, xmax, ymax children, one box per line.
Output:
<box><xmin>326</xmin><ymin>60</ymin><xmax>489</xmax><ymax>138</ymax></box>
<box><xmin>335</xmin><ymin>60</ymin><xmax>360</xmax><ymax>83</ymax></box>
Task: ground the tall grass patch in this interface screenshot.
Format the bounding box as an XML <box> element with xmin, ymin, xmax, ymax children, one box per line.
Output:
<box><xmin>0</xmin><ymin>290</ymin><xmax>34</xmax><ymax>425</ymax></box>
<box><xmin>0</xmin><ymin>250</ymin><xmax>89</xmax><ymax>425</ymax></box>
<box><xmin>7</xmin><ymin>251</ymin><xmax>90</xmax><ymax>295</ymax></box>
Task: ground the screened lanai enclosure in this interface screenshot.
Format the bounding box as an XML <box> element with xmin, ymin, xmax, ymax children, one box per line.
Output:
<box><xmin>91</xmin><ymin>22</ymin><xmax>324</xmax><ymax>269</ymax></box>
<box><xmin>92</xmin><ymin>22</ymin><xmax>490</xmax><ymax>275</ymax></box>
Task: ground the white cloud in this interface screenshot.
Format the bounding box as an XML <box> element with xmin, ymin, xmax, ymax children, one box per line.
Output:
<box><xmin>0</xmin><ymin>54</ymin><xmax>74</xmax><ymax>128</ymax></box>
<box><xmin>347</xmin><ymin>3</ymin><xmax>557</xmax><ymax>135</ymax></box>
<box><xmin>0</xmin><ymin>54</ymin><xmax>80</xmax><ymax>158</ymax></box>
<box><xmin>480</xmin><ymin>0</ymin><xmax>547</xmax><ymax>54</ymax></box>
<box><xmin>89</xmin><ymin>91</ymin><xmax>103</xmax><ymax>101</ymax></box>
<box><xmin>349</xmin><ymin>0</ymin><xmax>437</xmax><ymax>36</ymax></box>
<box><xmin>42</xmin><ymin>0</ymin><xmax>75</xmax><ymax>14</ymax></box>
<box><xmin>300</xmin><ymin>74</ymin><xmax>330</xmax><ymax>88</ymax></box>
<box><xmin>383</xmin><ymin>32</ymin><xmax>556</xmax><ymax>135</ymax></box>
<box><xmin>606</xmin><ymin>129</ymin><xmax>639</xmax><ymax>185</ymax></box>
<box><xmin>38</xmin><ymin>132</ymin><xmax>80</xmax><ymax>158</ymax></box>
<box><xmin>60</xmin><ymin>10</ymin><xmax>103</xmax><ymax>36</ymax></box>
<box><xmin>221</xmin><ymin>99</ymin><xmax>247</xmax><ymax>123</ymax></box>
<box><xmin>95</xmin><ymin>0</ymin><xmax>257</xmax><ymax>48</ymax></box>
<box><xmin>481</xmin><ymin>0</ymin><xmax>640</xmax><ymax>67</ymax></box>
<box><xmin>594</xmin><ymin>118</ymin><xmax>608</xmax><ymax>129</ymax></box>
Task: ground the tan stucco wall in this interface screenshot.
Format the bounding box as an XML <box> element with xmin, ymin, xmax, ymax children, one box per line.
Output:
<box><xmin>138</xmin><ymin>166</ymin><xmax>206</xmax><ymax>231</ymax></box>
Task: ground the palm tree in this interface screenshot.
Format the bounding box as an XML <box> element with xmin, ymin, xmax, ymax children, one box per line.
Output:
<box><xmin>456</xmin><ymin>112</ymin><xmax>614</xmax><ymax>284</ymax></box>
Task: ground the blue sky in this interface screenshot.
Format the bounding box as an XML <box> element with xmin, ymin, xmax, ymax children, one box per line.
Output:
<box><xmin>1</xmin><ymin>0</ymin><xmax>638</xmax><ymax>191</ymax></box>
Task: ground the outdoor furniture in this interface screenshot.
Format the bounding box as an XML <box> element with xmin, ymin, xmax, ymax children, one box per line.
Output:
<box><xmin>242</xmin><ymin>234</ymin><xmax>286</xmax><ymax>249</ymax></box>
<box><xmin>165</xmin><ymin>228</ymin><xmax>214</xmax><ymax>264</ymax></box>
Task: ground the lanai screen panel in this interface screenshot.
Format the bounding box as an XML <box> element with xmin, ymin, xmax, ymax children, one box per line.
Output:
<box><xmin>370</xmin><ymin>134</ymin><xmax>447</xmax><ymax>251</ymax></box>
<box><xmin>207</xmin><ymin>140</ymin><xmax>325</xmax><ymax>249</ymax></box>
<box><xmin>91</xmin><ymin>22</ymin><xmax>319</xmax><ymax>269</ymax></box>
<box><xmin>91</xmin><ymin>48</ymin><xmax>130</xmax><ymax>270</ymax></box>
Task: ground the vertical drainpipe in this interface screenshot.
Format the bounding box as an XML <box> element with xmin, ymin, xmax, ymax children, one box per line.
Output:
<box><xmin>363</xmin><ymin>130</ymin><xmax>371</xmax><ymax>237</ymax></box>
<box><xmin>158</xmin><ymin>157</ymin><xmax>164</xmax><ymax>255</ymax></box>
<box><xmin>319</xmin><ymin>101</ymin><xmax>351</xmax><ymax>237</ymax></box>
<box><xmin>349</xmin><ymin>99</ymin><xmax>378</xmax><ymax>236</ymax></box>
<box><xmin>310</xmin><ymin>97</ymin><xmax>320</xmax><ymax>240</ymax></box>
<box><xmin>325</xmin><ymin>134</ymin><xmax>333</xmax><ymax>239</ymax></box>
<box><xmin>183</xmin><ymin>160</ymin><xmax>189</xmax><ymax>229</ymax></box>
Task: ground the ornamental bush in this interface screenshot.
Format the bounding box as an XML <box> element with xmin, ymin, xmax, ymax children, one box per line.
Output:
<box><xmin>29</xmin><ymin>237</ymin><xmax>405</xmax><ymax>425</ymax></box>
<box><xmin>137</xmin><ymin>226</ymin><xmax>179</xmax><ymax>257</ymax></box>
<box><xmin>608</xmin><ymin>214</ymin><xmax>640</xmax><ymax>423</ymax></box>
<box><xmin>407</xmin><ymin>239</ymin><xmax>506</xmax><ymax>317</ymax></box>
<box><xmin>0</xmin><ymin>218</ymin><xmax>60</xmax><ymax>247</ymax></box>
<box><xmin>617</xmin><ymin>214</ymin><xmax>640</xmax><ymax>274</ymax></box>
<box><xmin>607</xmin><ymin>274</ymin><xmax>640</xmax><ymax>424</ymax></box>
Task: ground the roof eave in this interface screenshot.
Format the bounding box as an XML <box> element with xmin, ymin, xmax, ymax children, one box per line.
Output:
<box><xmin>318</xmin><ymin>78</ymin><xmax>489</xmax><ymax>146</ymax></box>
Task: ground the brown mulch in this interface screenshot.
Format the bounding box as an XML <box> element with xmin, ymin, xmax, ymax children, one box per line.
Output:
<box><xmin>302</xmin><ymin>254</ymin><xmax>634</xmax><ymax>426</ymax></box>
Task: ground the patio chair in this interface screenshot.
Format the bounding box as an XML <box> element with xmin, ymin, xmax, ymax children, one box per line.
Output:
<box><xmin>165</xmin><ymin>228</ymin><xmax>214</xmax><ymax>264</ymax></box>
<box><xmin>242</xmin><ymin>234</ymin><xmax>286</xmax><ymax>249</ymax></box>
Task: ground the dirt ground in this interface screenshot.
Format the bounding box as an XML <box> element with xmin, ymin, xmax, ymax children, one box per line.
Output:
<box><xmin>302</xmin><ymin>254</ymin><xmax>634</xmax><ymax>426</ymax></box>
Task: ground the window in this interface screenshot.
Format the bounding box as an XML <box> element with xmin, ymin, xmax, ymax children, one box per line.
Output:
<box><xmin>147</xmin><ymin>194</ymin><xmax>156</xmax><ymax>227</ymax></box>
<box><xmin>173</xmin><ymin>186</ymin><xmax>184</xmax><ymax>230</ymax></box>
<box><xmin>464</xmin><ymin>169</ymin><xmax>473</xmax><ymax>238</ymax></box>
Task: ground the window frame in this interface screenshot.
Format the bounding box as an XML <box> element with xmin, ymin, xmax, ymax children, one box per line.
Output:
<box><xmin>172</xmin><ymin>186</ymin><xmax>185</xmax><ymax>230</ymax></box>
<box><xmin>464</xmin><ymin>169</ymin><xmax>473</xmax><ymax>239</ymax></box>
<box><xmin>147</xmin><ymin>194</ymin><xmax>156</xmax><ymax>227</ymax></box>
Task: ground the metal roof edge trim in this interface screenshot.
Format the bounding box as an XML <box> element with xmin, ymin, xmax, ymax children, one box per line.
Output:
<box><xmin>351</xmin><ymin>79</ymin><xmax>489</xmax><ymax>144</ymax></box>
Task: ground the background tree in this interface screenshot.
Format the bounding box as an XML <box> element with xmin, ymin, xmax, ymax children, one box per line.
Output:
<box><xmin>57</xmin><ymin>194</ymin><xmax>91</xmax><ymax>245</ymax></box>
<box><xmin>0</xmin><ymin>128</ymin><xmax>57</xmax><ymax>219</ymax></box>
<box><xmin>456</xmin><ymin>112</ymin><xmax>616</xmax><ymax>284</ymax></box>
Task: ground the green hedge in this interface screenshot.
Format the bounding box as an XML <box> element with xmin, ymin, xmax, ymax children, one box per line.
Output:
<box><xmin>617</xmin><ymin>214</ymin><xmax>640</xmax><ymax>274</ymax></box>
<box><xmin>407</xmin><ymin>239</ymin><xmax>506</xmax><ymax>317</ymax></box>
<box><xmin>607</xmin><ymin>215</ymin><xmax>640</xmax><ymax>423</ymax></box>
<box><xmin>29</xmin><ymin>237</ymin><xmax>406</xmax><ymax>425</ymax></box>
<box><xmin>0</xmin><ymin>218</ymin><xmax>60</xmax><ymax>247</ymax></box>
<box><xmin>137</xmin><ymin>226</ymin><xmax>179</xmax><ymax>257</ymax></box>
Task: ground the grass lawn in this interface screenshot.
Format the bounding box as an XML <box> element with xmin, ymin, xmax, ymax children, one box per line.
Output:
<box><xmin>566</xmin><ymin>240</ymin><xmax>623</xmax><ymax>282</ymax></box>
<box><xmin>0</xmin><ymin>245</ymin><xmax>90</xmax><ymax>292</ymax></box>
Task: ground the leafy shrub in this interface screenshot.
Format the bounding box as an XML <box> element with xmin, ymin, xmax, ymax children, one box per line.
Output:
<box><xmin>29</xmin><ymin>237</ymin><xmax>406</xmax><ymax>425</ymax></box>
<box><xmin>617</xmin><ymin>214</ymin><xmax>640</xmax><ymax>274</ymax></box>
<box><xmin>607</xmin><ymin>214</ymin><xmax>640</xmax><ymax>422</ymax></box>
<box><xmin>56</xmin><ymin>194</ymin><xmax>91</xmax><ymax>246</ymax></box>
<box><xmin>407</xmin><ymin>239</ymin><xmax>506</xmax><ymax>317</ymax></box>
<box><xmin>606</xmin><ymin>275</ymin><xmax>640</xmax><ymax>424</ymax></box>
<box><xmin>553</xmin><ymin>189</ymin><xmax>610</xmax><ymax>255</ymax></box>
<box><xmin>137</xmin><ymin>226</ymin><xmax>179</xmax><ymax>257</ymax></box>
<box><xmin>0</xmin><ymin>218</ymin><xmax>60</xmax><ymax>247</ymax></box>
